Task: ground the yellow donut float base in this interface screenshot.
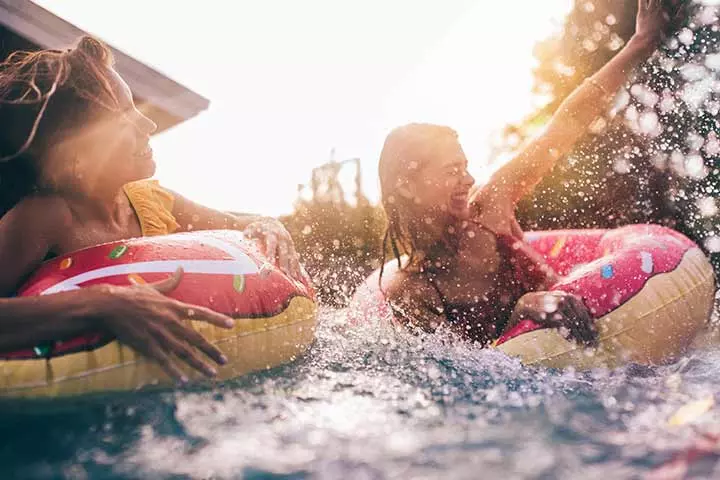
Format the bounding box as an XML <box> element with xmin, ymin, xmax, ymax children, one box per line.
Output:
<box><xmin>0</xmin><ymin>296</ymin><xmax>317</xmax><ymax>400</ymax></box>
<box><xmin>496</xmin><ymin>248</ymin><xmax>716</xmax><ymax>369</ymax></box>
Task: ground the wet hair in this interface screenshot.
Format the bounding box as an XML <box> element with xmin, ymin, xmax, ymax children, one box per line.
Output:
<box><xmin>377</xmin><ymin>123</ymin><xmax>459</xmax><ymax>286</ymax></box>
<box><xmin>0</xmin><ymin>35</ymin><xmax>119</xmax><ymax>217</ymax></box>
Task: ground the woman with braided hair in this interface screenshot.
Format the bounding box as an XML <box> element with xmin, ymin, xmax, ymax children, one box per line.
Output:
<box><xmin>376</xmin><ymin>0</ymin><xmax>681</xmax><ymax>347</ymax></box>
<box><xmin>0</xmin><ymin>36</ymin><xmax>303</xmax><ymax>382</ymax></box>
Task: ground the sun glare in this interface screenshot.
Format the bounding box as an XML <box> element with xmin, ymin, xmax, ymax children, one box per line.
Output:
<box><xmin>34</xmin><ymin>0</ymin><xmax>572</xmax><ymax>216</ymax></box>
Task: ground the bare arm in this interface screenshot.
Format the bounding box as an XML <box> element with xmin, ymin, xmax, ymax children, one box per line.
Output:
<box><xmin>486</xmin><ymin>0</ymin><xmax>678</xmax><ymax>204</ymax></box>
<box><xmin>0</xmin><ymin>271</ymin><xmax>235</xmax><ymax>382</ymax></box>
<box><xmin>170</xmin><ymin>190</ymin><xmax>303</xmax><ymax>280</ymax></box>
<box><xmin>170</xmin><ymin>191</ymin><xmax>263</xmax><ymax>231</ymax></box>
<box><xmin>0</xmin><ymin>287</ymin><xmax>103</xmax><ymax>351</ymax></box>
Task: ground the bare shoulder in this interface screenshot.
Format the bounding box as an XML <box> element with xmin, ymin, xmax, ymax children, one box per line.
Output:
<box><xmin>0</xmin><ymin>194</ymin><xmax>72</xmax><ymax>295</ymax></box>
<box><xmin>2</xmin><ymin>194</ymin><xmax>72</xmax><ymax>241</ymax></box>
<box><xmin>384</xmin><ymin>270</ymin><xmax>430</xmax><ymax>302</ymax></box>
<box><xmin>384</xmin><ymin>270</ymin><xmax>444</xmax><ymax>331</ymax></box>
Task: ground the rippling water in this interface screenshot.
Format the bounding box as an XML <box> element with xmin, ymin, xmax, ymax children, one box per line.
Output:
<box><xmin>4</xmin><ymin>306</ymin><xmax>720</xmax><ymax>479</ymax></box>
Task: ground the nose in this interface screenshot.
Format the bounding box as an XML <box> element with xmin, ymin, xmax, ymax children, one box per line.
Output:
<box><xmin>463</xmin><ymin>169</ymin><xmax>475</xmax><ymax>187</ymax></box>
<box><xmin>134</xmin><ymin>110</ymin><xmax>158</xmax><ymax>135</ymax></box>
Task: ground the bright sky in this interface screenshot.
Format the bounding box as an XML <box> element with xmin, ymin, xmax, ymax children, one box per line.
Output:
<box><xmin>35</xmin><ymin>0</ymin><xmax>572</xmax><ymax>216</ymax></box>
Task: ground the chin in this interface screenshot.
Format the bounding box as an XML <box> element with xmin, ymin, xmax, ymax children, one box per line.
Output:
<box><xmin>134</xmin><ymin>157</ymin><xmax>157</xmax><ymax>179</ymax></box>
<box><xmin>448</xmin><ymin>206</ymin><xmax>470</xmax><ymax>221</ymax></box>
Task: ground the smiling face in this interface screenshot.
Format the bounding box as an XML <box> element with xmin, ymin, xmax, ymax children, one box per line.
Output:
<box><xmin>40</xmin><ymin>67</ymin><xmax>158</xmax><ymax>195</ymax></box>
<box><xmin>405</xmin><ymin>134</ymin><xmax>475</xmax><ymax>222</ymax></box>
<box><xmin>379</xmin><ymin>124</ymin><xmax>477</xmax><ymax>254</ymax></box>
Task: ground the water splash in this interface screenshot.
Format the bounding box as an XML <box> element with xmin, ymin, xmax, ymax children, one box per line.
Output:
<box><xmin>3</xmin><ymin>306</ymin><xmax>719</xmax><ymax>479</ymax></box>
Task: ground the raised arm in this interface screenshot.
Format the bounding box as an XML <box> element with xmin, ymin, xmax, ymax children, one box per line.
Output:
<box><xmin>487</xmin><ymin>0</ymin><xmax>679</xmax><ymax>204</ymax></box>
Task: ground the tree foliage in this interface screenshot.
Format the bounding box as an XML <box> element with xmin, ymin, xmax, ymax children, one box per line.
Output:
<box><xmin>280</xmin><ymin>160</ymin><xmax>386</xmax><ymax>307</ymax></box>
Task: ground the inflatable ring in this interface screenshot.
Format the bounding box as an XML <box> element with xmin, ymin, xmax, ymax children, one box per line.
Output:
<box><xmin>0</xmin><ymin>230</ymin><xmax>318</xmax><ymax>401</ymax></box>
<box><xmin>350</xmin><ymin>225</ymin><xmax>716</xmax><ymax>369</ymax></box>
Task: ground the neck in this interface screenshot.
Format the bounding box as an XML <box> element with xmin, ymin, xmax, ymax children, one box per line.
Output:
<box><xmin>406</xmin><ymin>215</ymin><xmax>459</xmax><ymax>268</ymax></box>
<box><xmin>60</xmin><ymin>182</ymin><xmax>128</xmax><ymax>223</ymax></box>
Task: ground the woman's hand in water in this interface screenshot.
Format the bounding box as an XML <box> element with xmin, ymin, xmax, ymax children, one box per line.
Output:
<box><xmin>86</xmin><ymin>268</ymin><xmax>234</xmax><ymax>383</ymax></box>
<box><xmin>634</xmin><ymin>0</ymin><xmax>684</xmax><ymax>46</ymax></box>
<box><xmin>243</xmin><ymin>218</ymin><xmax>304</xmax><ymax>282</ymax></box>
<box><xmin>507</xmin><ymin>291</ymin><xmax>598</xmax><ymax>346</ymax></box>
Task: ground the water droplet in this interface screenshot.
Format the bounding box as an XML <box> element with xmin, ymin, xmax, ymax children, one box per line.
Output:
<box><xmin>678</xmin><ymin>28</ymin><xmax>695</xmax><ymax>46</ymax></box>
<box><xmin>705</xmin><ymin>236</ymin><xmax>720</xmax><ymax>253</ymax></box>
<box><xmin>685</xmin><ymin>155</ymin><xmax>708</xmax><ymax>179</ymax></box>
<box><xmin>697</xmin><ymin>197</ymin><xmax>718</xmax><ymax>217</ymax></box>
<box><xmin>542</xmin><ymin>294</ymin><xmax>559</xmax><ymax>313</ymax></box>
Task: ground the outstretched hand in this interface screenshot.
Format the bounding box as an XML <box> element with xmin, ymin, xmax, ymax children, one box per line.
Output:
<box><xmin>506</xmin><ymin>291</ymin><xmax>598</xmax><ymax>346</ymax></box>
<box><xmin>635</xmin><ymin>0</ymin><xmax>684</xmax><ymax>45</ymax></box>
<box><xmin>87</xmin><ymin>267</ymin><xmax>234</xmax><ymax>383</ymax></box>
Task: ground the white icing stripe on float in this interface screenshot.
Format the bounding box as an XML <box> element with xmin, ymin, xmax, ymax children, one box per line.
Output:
<box><xmin>145</xmin><ymin>232</ymin><xmax>255</xmax><ymax>261</ymax></box>
<box><xmin>188</xmin><ymin>235</ymin><xmax>253</xmax><ymax>261</ymax></box>
<box><xmin>41</xmin><ymin>259</ymin><xmax>260</xmax><ymax>295</ymax></box>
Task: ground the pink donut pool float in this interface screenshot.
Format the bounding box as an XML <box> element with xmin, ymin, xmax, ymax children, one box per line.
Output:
<box><xmin>350</xmin><ymin>225</ymin><xmax>716</xmax><ymax>369</ymax></box>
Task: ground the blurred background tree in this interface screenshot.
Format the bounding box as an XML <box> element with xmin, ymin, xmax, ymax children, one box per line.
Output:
<box><xmin>280</xmin><ymin>156</ymin><xmax>386</xmax><ymax>307</ymax></box>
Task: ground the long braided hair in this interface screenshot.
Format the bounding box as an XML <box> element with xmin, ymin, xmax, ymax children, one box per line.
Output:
<box><xmin>377</xmin><ymin>123</ymin><xmax>460</xmax><ymax>288</ymax></box>
<box><xmin>0</xmin><ymin>36</ymin><xmax>120</xmax><ymax>217</ymax></box>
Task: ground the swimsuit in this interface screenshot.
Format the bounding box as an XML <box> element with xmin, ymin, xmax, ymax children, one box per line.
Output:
<box><xmin>425</xmin><ymin>224</ymin><xmax>551</xmax><ymax>345</ymax></box>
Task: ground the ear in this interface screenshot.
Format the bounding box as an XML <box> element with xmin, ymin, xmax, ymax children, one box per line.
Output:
<box><xmin>394</xmin><ymin>175</ymin><xmax>419</xmax><ymax>200</ymax></box>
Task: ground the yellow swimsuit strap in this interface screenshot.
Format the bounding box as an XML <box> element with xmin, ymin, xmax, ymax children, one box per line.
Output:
<box><xmin>123</xmin><ymin>179</ymin><xmax>181</xmax><ymax>237</ymax></box>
